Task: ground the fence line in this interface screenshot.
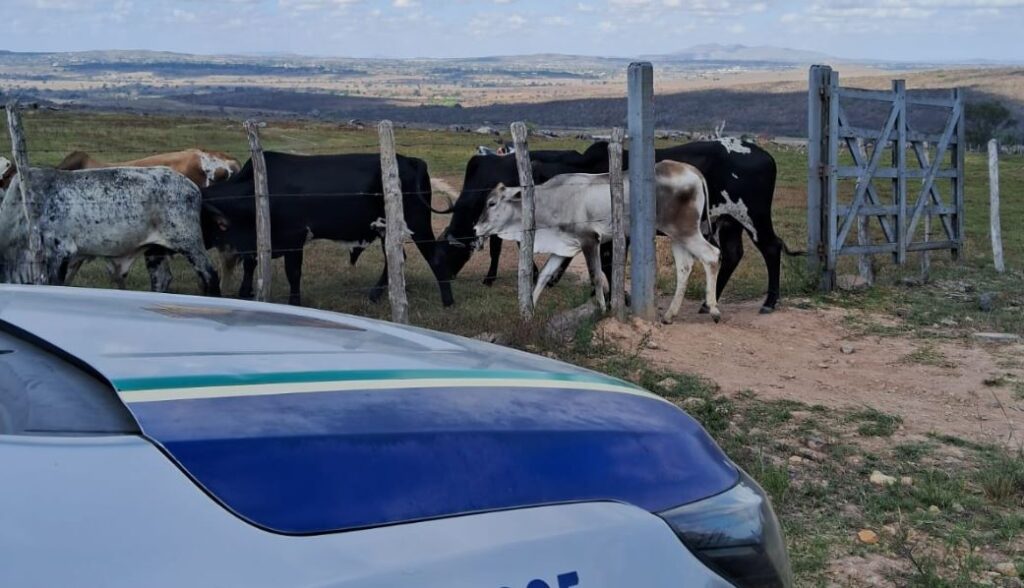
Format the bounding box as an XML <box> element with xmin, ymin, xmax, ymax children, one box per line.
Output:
<box><xmin>627</xmin><ymin>61</ymin><xmax>657</xmax><ymax>321</ymax></box>
<box><xmin>379</xmin><ymin>120</ymin><xmax>410</xmax><ymax>324</ymax></box>
<box><xmin>988</xmin><ymin>139</ymin><xmax>1004</xmax><ymax>273</ymax></box>
<box><xmin>4</xmin><ymin>102</ymin><xmax>47</xmax><ymax>286</ymax></box>
<box><xmin>608</xmin><ymin>127</ymin><xmax>627</xmax><ymax>322</ymax></box>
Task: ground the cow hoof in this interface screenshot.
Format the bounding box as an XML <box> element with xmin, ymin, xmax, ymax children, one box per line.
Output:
<box><xmin>368</xmin><ymin>290</ymin><xmax>384</xmax><ymax>304</ymax></box>
<box><xmin>288</xmin><ymin>298</ymin><xmax>302</xmax><ymax>306</ymax></box>
<box><xmin>712</xmin><ymin>312</ymin><xmax>722</xmax><ymax>324</ymax></box>
<box><xmin>759</xmin><ymin>305</ymin><xmax>775</xmax><ymax>315</ymax></box>
<box><xmin>698</xmin><ymin>304</ymin><xmax>710</xmax><ymax>314</ymax></box>
<box><xmin>482</xmin><ymin>277</ymin><xmax>496</xmax><ymax>287</ymax></box>
<box><xmin>661</xmin><ymin>316</ymin><xmax>675</xmax><ymax>325</ymax></box>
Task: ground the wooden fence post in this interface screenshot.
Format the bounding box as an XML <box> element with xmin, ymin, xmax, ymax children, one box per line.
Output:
<box><xmin>920</xmin><ymin>142</ymin><xmax>931</xmax><ymax>281</ymax></box>
<box><xmin>988</xmin><ymin>139</ymin><xmax>1005</xmax><ymax>273</ymax></box>
<box><xmin>855</xmin><ymin>137</ymin><xmax>875</xmax><ymax>286</ymax></box>
<box><xmin>893</xmin><ymin>79</ymin><xmax>908</xmax><ymax>265</ymax></box>
<box><xmin>608</xmin><ymin>126</ymin><xmax>627</xmax><ymax>321</ymax></box>
<box><xmin>807</xmin><ymin>65</ymin><xmax>830</xmax><ymax>276</ymax></box>
<box><xmin>5</xmin><ymin>102</ymin><xmax>47</xmax><ymax>285</ymax></box>
<box><xmin>243</xmin><ymin>120</ymin><xmax>272</xmax><ymax>302</ymax></box>
<box><xmin>378</xmin><ymin>120</ymin><xmax>409</xmax><ymax>324</ymax></box>
<box><xmin>627</xmin><ymin>62</ymin><xmax>657</xmax><ymax>321</ymax></box>
<box><xmin>510</xmin><ymin>121</ymin><xmax>536</xmax><ymax>320</ymax></box>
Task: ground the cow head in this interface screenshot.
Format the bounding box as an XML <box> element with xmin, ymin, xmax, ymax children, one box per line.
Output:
<box><xmin>200</xmin><ymin>202</ymin><xmax>232</xmax><ymax>250</ymax></box>
<box><xmin>473</xmin><ymin>183</ymin><xmax>522</xmax><ymax>242</ymax></box>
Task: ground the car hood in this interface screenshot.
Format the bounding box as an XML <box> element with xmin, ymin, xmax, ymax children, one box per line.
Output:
<box><xmin>0</xmin><ymin>286</ymin><xmax>737</xmax><ymax>534</ymax></box>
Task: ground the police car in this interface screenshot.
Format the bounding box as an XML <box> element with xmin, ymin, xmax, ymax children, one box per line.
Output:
<box><xmin>0</xmin><ymin>286</ymin><xmax>791</xmax><ymax>587</ymax></box>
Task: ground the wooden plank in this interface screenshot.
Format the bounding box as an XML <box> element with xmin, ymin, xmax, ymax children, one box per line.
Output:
<box><xmin>608</xmin><ymin>126</ymin><xmax>627</xmax><ymax>321</ymax></box>
<box><xmin>839</xmin><ymin>125</ymin><xmax>957</xmax><ymax>145</ymax></box>
<box><xmin>954</xmin><ymin>88</ymin><xmax>966</xmax><ymax>259</ymax></box>
<box><xmin>4</xmin><ymin>102</ymin><xmax>47</xmax><ymax>285</ymax></box>
<box><xmin>903</xmin><ymin>92</ymin><xmax>962</xmax><ymax>247</ymax></box>
<box><xmin>824</xmin><ymin>69</ymin><xmax>840</xmax><ymax>291</ymax></box>
<box><xmin>627</xmin><ymin>62</ymin><xmax>657</xmax><ymax>319</ymax></box>
<box><xmin>907</xmin><ymin>240</ymin><xmax>959</xmax><ymax>253</ymax></box>
<box><xmin>841</xmin><ymin>243</ymin><xmax>898</xmax><ymax>256</ymax></box>
<box><xmin>910</xmin><ymin>141</ymin><xmax>956</xmax><ymax>241</ymax></box>
<box><xmin>836</xmin><ymin>167</ymin><xmax>957</xmax><ymax>179</ymax></box>
<box><xmin>918</xmin><ymin>142</ymin><xmax>932</xmax><ymax>280</ymax></box>
<box><xmin>893</xmin><ymin>80</ymin><xmax>908</xmax><ymax>265</ymax></box>
<box><xmin>854</xmin><ymin>138</ymin><xmax>874</xmax><ymax>285</ymax></box>
<box><xmin>243</xmin><ymin>120</ymin><xmax>272</xmax><ymax>303</ymax></box>
<box><xmin>378</xmin><ymin>120</ymin><xmax>409</xmax><ymax>324</ymax></box>
<box><xmin>835</xmin><ymin>89</ymin><xmax>901</xmax><ymax>251</ymax></box>
<box><xmin>807</xmin><ymin>65</ymin><xmax>829</xmax><ymax>275</ymax></box>
<box><xmin>838</xmin><ymin>204</ymin><xmax>955</xmax><ymax>217</ymax></box>
<box><xmin>836</xmin><ymin>87</ymin><xmax>897</xmax><ymax>102</ymax></box>
<box><xmin>837</xmin><ymin>106</ymin><xmax>897</xmax><ymax>244</ymax></box>
<box><xmin>906</xmin><ymin>95</ymin><xmax>957</xmax><ymax>108</ymax></box>
<box><xmin>510</xmin><ymin>121</ymin><xmax>536</xmax><ymax>320</ymax></box>
<box><xmin>988</xmin><ymin>139</ymin><xmax>1004</xmax><ymax>273</ymax></box>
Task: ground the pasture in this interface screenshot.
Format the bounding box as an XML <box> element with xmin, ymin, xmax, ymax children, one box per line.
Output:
<box><xmin>3</xmin><ymin>109</ymin><xmax>1023</xmax><ymax>586</ymax></box>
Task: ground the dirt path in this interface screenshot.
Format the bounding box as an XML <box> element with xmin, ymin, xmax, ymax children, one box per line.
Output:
<box><xmin>597</xmin><ymin>300</ymin><xmax>1024</xmax><ymax>448</ymax></box>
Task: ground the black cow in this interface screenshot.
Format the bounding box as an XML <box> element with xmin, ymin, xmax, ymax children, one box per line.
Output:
<box><xmin>202</xmin><ymin>152</ymin><xmax>453</xmax><ymax>307</ymax></box>
<box><xmin>434</xmin><ymin>143</ymin><xmax>609</xmax><ymax>287</ymax></box>
<box><xmin>435</xmin><ymin>138</ymin><xmax>801</xmax><ymax>313</ymax></box>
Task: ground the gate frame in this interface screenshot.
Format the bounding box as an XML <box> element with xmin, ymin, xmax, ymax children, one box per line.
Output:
<box><xmin>807</xmin><ymin>65</ymin><xmax>965</xmax><ymax>290</ymax></box>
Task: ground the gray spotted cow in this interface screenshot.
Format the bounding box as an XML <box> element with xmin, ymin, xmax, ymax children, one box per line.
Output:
<box><xmin>474</xmin><ymin>160</ymin><xmax>721</xmax><ymax>324</ymax></box>
<box><xmin>0</xmin><ymin>167</ymin><xmax>220</xmax><ymax>295</ymax></box>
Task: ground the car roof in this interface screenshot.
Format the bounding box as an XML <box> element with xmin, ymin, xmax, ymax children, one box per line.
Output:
<box><xmin>0</xmin><ymin>285</ymin><xmax>646</xmax><ymax>397</ymax></box>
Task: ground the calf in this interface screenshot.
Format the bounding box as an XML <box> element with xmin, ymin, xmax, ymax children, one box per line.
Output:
<box><xmin>474</xmin><ymin>161</ymin><xmax>721</xmax><ymax>324</ymax></box>
<box><xmin>0</xmin><ymin>167</ymin><xmax>220</xmax><ymax>295</ymax></box>
<box><xmin>202</xmin><ymin>152</ymin><xmax>453</xmax><ymax>307</ymax></box>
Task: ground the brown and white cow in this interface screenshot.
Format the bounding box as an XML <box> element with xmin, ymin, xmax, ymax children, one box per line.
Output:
<box><xmin>474</xmin><ymin>160</ymin><xmax>721</xmax><ymax>324</ymax></box>
<box><xmin>56</xmin><ymin>148</ymin><xmax>241</xmax><ymax>188</ymax></box>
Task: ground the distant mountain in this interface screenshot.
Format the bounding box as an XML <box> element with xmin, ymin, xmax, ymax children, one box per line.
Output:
<box><xmin>647</xmin><ymin>43</ymin><xmax>837</xmax><ymax>64</ymax></box>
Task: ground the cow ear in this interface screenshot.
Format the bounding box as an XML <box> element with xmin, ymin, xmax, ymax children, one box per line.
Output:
<box><xmin>507</xmin><ymin>188</ymin><xmax>523</xmax><ymax>201</ymax></box>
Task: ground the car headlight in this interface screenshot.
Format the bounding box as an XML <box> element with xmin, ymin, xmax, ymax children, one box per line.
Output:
<box><xmin>658</xmin><ymin>467</ymin><xmax>793</xmax><ymax>588</ymax></box>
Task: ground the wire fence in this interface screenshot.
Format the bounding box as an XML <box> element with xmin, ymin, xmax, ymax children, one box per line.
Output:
<box><xmin>1</xmin><ymin>102</ymin><xmax>636</xmax><ymax>325</ymax></box>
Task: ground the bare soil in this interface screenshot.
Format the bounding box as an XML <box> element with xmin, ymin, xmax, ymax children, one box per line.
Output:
<box><xmin>596</xmin><ymin>300</ymin><xmax>1024</xmax><ymax>448</ymax></box>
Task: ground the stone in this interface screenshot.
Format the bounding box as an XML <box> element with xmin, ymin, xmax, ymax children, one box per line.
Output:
<box><xmin>900</xmin><ymin>476</ymin><xmax>914</xmax><ymax>487</ymax></box>
<box><xmin>788</xmin><ymin>455</ymin><xmax>804</xmax><ymax>465</ymax></box>
<box><xmin>973</xmin><ymin>332</ymin><xmax>1021</xmax><ymax>344</ymax></box>
<box><xmin>656</xmin><ymin>377</ymin><xmax>678</xmax><ymax>391</ymax></box>
<box><xmin>979</xmin><ymin>292</ymin><xmax>997</xmax><ymax>312</ymax></box>
<box><xmin>806</xmin><ymin>436</ymin><xmax>827</xmax><ymax>451</ymax></box>
<box><xmin>857</xmin><ymin>529</ymin><xmax>880</xmax><ymax>545</ymax></box>
<box><xmin>870</xmin><ymin>471</ymin><xmax>897</xmax><ymax>486</ymax></box>
<box><xmin>797</xmin><ymin>448</ymin><xmax>828</xmax><ymax>462</ymax></box>
<box><xmin>995</xmin><ymin>562</ymin><xmax>1018</xmax><ymax>577</ymax></box>
<box><xmin>928</xmin><ymin>505</ymin><xmax>941</xmax><ymax>514</ymax></box>
<box><xmin>681</xmin><ymin>397</ymin><xmax>706</xmax><ymax>411</ymax></box>
<box><xmin>881</xmin><ymin>524</ymin><xmax>898</xmax><ymax>536</ymax></box>
<box><xmin>474</xmin><ymin>126</ymin><xmax>498</xmax><ymax>135</ymax></box>
<box><xmin>473</xmin><ymin>332</ymin><xmax>508</xmax><ymax>345</ymax></box>
<box><xmin>840</xmin><ymin>344</ymin><xmax>856</xmax><ymax>355</ymax></box>
<box><xmin>837</xmin><ymin>274</ymin><xmax>870</xmax><ymax>291</ymax></box>
<box><xmin>544</xmin><ymin>301</ymin><xmax>601</xmax><ymax>343</ymax></box>
<box><xmin>952</xmin><ymin>502</ymin><xmax>965</xmax><ymax>513</ymax></box>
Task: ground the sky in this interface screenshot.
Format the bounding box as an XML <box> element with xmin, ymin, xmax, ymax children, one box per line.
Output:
<box><xmin>4</xmin><ymin>0</ymin><xmax>1024</xmax><ymax>62</ymax></box>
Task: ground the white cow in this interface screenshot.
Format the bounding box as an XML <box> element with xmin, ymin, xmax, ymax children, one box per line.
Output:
<box><xmin>474</xmin><ymin>160</ymin><xmax>721</xmax><ymax>324</ymax></box>
<box><xmin>0</xmin><ymin>166</ymin><xmax>220</xmax><ymax>295</ymax></box>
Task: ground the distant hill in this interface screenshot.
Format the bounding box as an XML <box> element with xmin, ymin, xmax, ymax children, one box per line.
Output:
<box><xmin>647</xmin><ymin>44</ymin><xmax>836</xmax><ymax>64</ymax></box>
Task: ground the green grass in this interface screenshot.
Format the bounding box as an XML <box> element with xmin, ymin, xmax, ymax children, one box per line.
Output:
<box><xmin>3</xmin><ymin>110</ymin><xmax>1023</xmax><ymax>585</ymax></box>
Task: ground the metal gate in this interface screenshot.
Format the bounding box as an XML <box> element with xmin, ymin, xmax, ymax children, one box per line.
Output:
<box><xmin>807</xmin><ymin>65</ymin><xmax>965</xmax><ymax>290</ymax></box>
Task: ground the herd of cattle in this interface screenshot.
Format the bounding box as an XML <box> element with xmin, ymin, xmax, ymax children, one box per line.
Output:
<box><xmin>0</xmin><ymin>136</ymin><xmax>801</xmax><ymax>320</ymax></box>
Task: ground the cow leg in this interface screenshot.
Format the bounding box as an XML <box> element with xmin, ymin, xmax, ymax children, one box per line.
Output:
<box><xmin>107</xmin><ymin>256</ymin><xmax>137</xmax><ymax>290</ymax></box>
<box><xmin>179</xmin><ymin>244</ymin><xmax>221</xmax><ymax>297</ymax></box>
<box><xmin>690</xmin><ymin>236</ymin><xmax>722</xmax><ymax>323</ymax></box>
<box><xmin>413</xmin><ymin>237</ymin><xmax>455</xmax><ymax>308</ymax></box>
<box><xmin>482</xmin><ymin>235</ymin><xmax>501</xmax><ymax>286</ymax></box>
<box><xmin>63</xmin><ymin>257</ymin><xmax>86</xmax><ymax>286</ymax></box>
<box><xmin>753</xmin><ymin>231</ymin><xmax>783</xmax><ymax>314</ymax></box>
<box><xmin>283</xmin><ymin>250</ymin><xmax>304</xmax><ymax>306</ymax></box>
<box><xmin>664</xmin><ymin>242</ymin><xmax>695</xmax><ymax>325</ymax></box>
<box><xmin>532</xmin><ymin>255</ymin><xmax>567</xmax><ymax>308</ymax></box>
<box><xmin>546</xmin><ymin>256</ymin><xmax>571</xmax><ymax>288</ymax></box>
<box><xmin>583</xmin><ymin>243</ymin><xmax>607</xmax><ymax>313</ymax></box>
<box><xmin>369</xmin><ymin>241</ymin><xmax>389</xmax><ymax>304</ymax></box>
<box><xmin>144</xmin><ymin>251</ymin><xmax>173</xmax><ymax>293</ymax></box>
<box><xmin>700</xmin><ymin>219</ymin><xmax>743</xmax><ymax>314</ymax></box>
<box><xmin>238</xmin><ymin>254</ymin><xmax>256</xmax><ymax>299</ymax></box>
